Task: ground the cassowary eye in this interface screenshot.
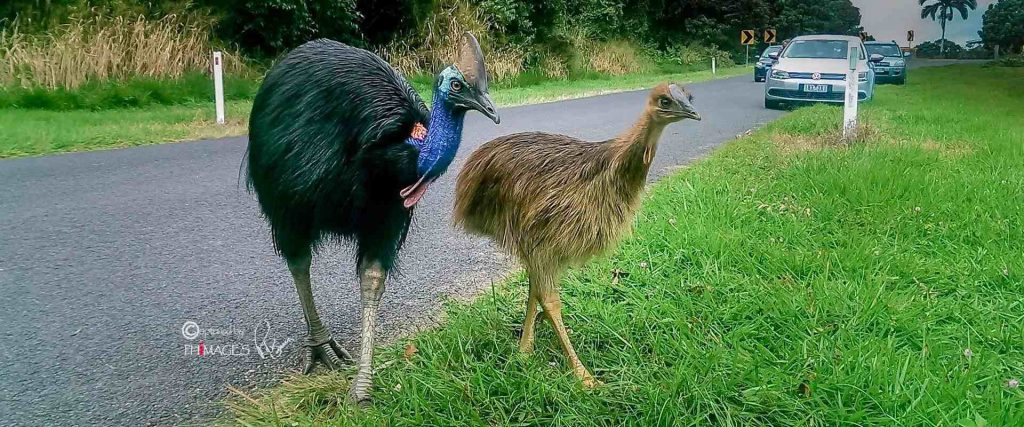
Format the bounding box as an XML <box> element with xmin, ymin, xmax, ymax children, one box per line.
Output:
<box><xmin>658</xmin><ymin>97</ymin><xmax>671</xmax><ymax>108</ymax></box>
<box><xmin>450</xmin><ymin>80</ymin><xmax>463</xmax><ymax>92</ymax></box>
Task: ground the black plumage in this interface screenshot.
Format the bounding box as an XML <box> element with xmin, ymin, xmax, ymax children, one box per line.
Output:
<box><xmin>247</xmin><ymin>38</ymin><xmax>426</xmax><ymax>271</ymax></box>
<box><xmin>244</xmin><ymin>34</ymin><xmax>498</xmax><ymax>404</ymax></box>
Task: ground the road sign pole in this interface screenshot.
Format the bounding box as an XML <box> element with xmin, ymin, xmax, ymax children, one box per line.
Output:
<box><xmin>843</xmin><ymin>46</ymin><xmax>859</xmax><ymax>141</ymax></box>
<box><xmin>712</xmin><ymin>57</ymin><xmax>717</xmax><ymax>75</ymax></box>
<box><xmin>746</xmin><ymin>45</ymin><xmax>750</xmax><ymax>65</ymax></box>
<box><xmin>212</xmin><ymin>51</ymin><xmax>225</xmax><ymax>125</ymax></box>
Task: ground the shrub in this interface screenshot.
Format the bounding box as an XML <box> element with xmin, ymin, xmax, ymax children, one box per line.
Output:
<box><xmin>992</xmin><ymin>54</ymin><xmax>1024</xmax><ymax>68</ymax></box>
<box><xmin>589</xmin><ymin>40</ymin><xmax>651</xmax><ymax>75</ymax></box>
<box><xmin>915</xmin><ymin>39</ymin><xmax>965</xmax><ymax>58</ymax></box>
<box><xmin>676</xmin><ymin>43</ymin><xmax>734</xmax><ymax>67</ymax></box>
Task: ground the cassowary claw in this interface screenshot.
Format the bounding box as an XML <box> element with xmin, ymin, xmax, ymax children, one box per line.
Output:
<box><xmin>301</xmin><ymin>338</ymin><xmax>353</xmax><ymax>374</ymax></box>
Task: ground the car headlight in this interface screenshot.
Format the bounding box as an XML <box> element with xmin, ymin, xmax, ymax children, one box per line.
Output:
<box><xmin>755</xmin><ymin>62</ymin><xmax>765</xmax><ymax>68</ymax></box>
<box><xmin>858</xmin><ymin>72</ymin><xmax>868</xmax><ymax>82</ymax></box>
<box><xmin>770</xmin><ymin>69</ymin><xmax>789</xmax><ymax>80</ymax></box>
<box><xmin>892</xmin><ymin>59</ymin><xmax>905</xmax><ymax>67</ymax></box>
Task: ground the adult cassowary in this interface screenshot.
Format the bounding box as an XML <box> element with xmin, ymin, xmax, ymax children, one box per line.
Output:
<box><xmin>246</xmin><ymin>33</ymin><xmax>499</xmax><ymax>404</ymax></box>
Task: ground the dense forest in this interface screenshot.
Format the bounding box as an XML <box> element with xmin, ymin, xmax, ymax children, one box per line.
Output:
<box><xmin>1</xmin><ymin>0</ymin><xmax>864</xmax><ymax>90</ymax></box>
<box><xmin>2</xmin><ymin>0</ymin><xmax>864</xmax><ymax>55</ymax></box>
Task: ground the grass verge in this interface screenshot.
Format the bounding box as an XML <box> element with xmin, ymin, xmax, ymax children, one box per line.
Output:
<box><xmin>0</xmin><ymin>66</ymin><xmax>747</xmax><ymax>158</ymax></box>
<box><xmin>227</xmin><ymin>65</ymin><xmax>1024</xmax><ymax>425</ymax></box>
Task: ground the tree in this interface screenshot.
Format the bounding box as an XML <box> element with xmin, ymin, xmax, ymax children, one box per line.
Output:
<box><xmin>217</xmin><ymin>0</ymin><xmax>362</xmax><ymax>57</ymax></box>
<box><xmin>979</xmin><ymin>0</ymin><xmax>1024</xmax><ymax>54</ymax></box>
<box><xmin>776</xmin><ymin>0</ymin><xmax>863</xmax><ymax>38</ymax></box>
<box><xmin>919</xmin><ymin>0</ymin><xmax>978</xmax><ymax>55</ymax></box>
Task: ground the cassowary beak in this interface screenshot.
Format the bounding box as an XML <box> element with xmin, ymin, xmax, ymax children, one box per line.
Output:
<box><xmin>473</xmin><ymin>92</ymin><xmax>500</xmax><ymax>124</ymax></box>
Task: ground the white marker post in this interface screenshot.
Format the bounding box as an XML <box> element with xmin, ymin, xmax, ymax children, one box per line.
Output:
<box><xmin>842</xmin><ymin>46</ymin><xmax>859</xmax><ymax>141</ymax></box>
<box><xmin>712</xmin><ymin>57</ymin><xmax>717</xmax><ymax>75</ymax></box>
<box><xmin>212</xmin><ymin>51</ymin><xmax>225</xmax><ymax>125</ymax></box>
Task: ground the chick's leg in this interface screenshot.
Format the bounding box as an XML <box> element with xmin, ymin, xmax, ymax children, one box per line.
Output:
<box><xmin>536</xmin><ymin>273</ymin><xmax>599</xmax><ymax>388</ymax></box>
<box><xmin>518</xmin><ymin>276</ymin><xmax>540</xmax><ymax>354</ymax></box>
<box><xmin>288</xmin><ymin>256</ymin><xmax>353</xmax><ymax>373</ymax></box>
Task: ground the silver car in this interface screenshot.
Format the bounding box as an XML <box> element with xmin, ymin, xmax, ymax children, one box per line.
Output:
<box><xmin>764</xmin><ymin>35</ymin><xmax>882</xmax><ymax>109</ymax></box>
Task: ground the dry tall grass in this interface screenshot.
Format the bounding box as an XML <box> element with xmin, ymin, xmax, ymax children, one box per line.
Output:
<box><xmin>378</xmin><ymin>6</ymin><xmax>651</xmax><ymax>83</ymax></box>
<box><xmin>0</xmin><ymin>14</ymin><xmax>245</xmax><ymax>89</ymax></box>
<box><xmin>377</xmin><ymin>0</ymin><xmax>524</xmax><ymax>81</ymax></box>
<box><xmin>547</xmin><ymin>28</ymin><xmax>653</xmax><ymax>77</ymax></box>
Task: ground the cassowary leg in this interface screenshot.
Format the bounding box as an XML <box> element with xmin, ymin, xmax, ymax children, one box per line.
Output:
<box><xmin>535</xmin><ymin>272</ymin><xmax>600</xmax><ymax>388</ymax></box>
<box><xmin>288</xmin><ymin>256</ymin><xmax>354</xmax><ymax>373</ymax></box>
<box><xmin>518</xmin><ymin>274</ymin><xmax>541</xmax><ymax>354</ymax></box>
<box><xmin>348</xmin><ymin>260</ymin><xmax>385</xmax><ymax>405</ymax></box>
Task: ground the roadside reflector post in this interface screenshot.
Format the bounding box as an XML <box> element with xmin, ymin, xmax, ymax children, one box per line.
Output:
<box><xmin>712</xmin><ymin>57</ymin><xmax>717</xmax><ymax>74</ymax></box>
<box><xmin>213</xmin><ymin>51</ymin><xmax>225</xmax><ymax>125</ymax></box>
<box><xmin>843</xmin><ymin>46</ymin><xmax>859</xmax><ymax>141</ymax></box>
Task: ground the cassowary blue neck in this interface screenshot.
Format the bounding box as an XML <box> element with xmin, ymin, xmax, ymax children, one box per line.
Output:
<box><xmin>416</xmin><ymin>92</ymin><xmax>466</xmax><ymax>178</ymax></box>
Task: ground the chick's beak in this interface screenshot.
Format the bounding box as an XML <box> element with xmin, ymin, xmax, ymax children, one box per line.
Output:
<box><xmin>675</xmin><ymin>95</ymin><xmax>701</xmax><ymax>121</ymax></box>
<box><xmin>682</xmin><ymin>105</ymin><xmax>701</xmax><ymax>121</ymax></box>
<box><xmin>669</xmin><ymin>84</ymin><xmax>701</xmax><ymax>121</ymax></box>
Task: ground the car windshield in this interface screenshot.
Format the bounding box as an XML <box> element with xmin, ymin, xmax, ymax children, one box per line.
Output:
<box><xmin>761</xmin><ymin>46</ymin><xmax>781</xmax><ymax>58</ymax></box>
<box><xmin>783</xmin><ymin>40</ymin><xmax>862</xmax><ymax>59</ymax></box>
<box><xmin>866</xmin><ymin>44</ymin><xmax>903</xmax><ymax>57</ymax></box>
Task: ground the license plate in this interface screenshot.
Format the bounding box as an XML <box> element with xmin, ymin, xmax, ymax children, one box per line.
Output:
<box><xmin>803</xmin><ymin>84</ymin><xmax>830</xmax><ymax>93</ymax></box>
<box><xmin>876</xmin><ymin>69</ymin><xmax>889</xmax><ymax>75</ymax></box>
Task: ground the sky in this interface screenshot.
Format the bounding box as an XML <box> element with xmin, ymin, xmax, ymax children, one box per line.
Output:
<box><xmin>851</xmin><ymin>0</ymin><xmax>995</xmax><ymax>46</ymax></box>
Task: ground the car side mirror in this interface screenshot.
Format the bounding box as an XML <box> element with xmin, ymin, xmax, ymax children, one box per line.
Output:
<box><xmin>768</xmin><ymin>52</ymin><xmax>779</xmax><ymax>60</ymax></box>
<box><xmin>869</xmin><ymin>54</ymin><xmax>884</xmax><ymax>62</ymax></box>
<box><xmin>903</xmin><ymin>51</ymin><xmax>912</xmax><ymax>58</ymax></box>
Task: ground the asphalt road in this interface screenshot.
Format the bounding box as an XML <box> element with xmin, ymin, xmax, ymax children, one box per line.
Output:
<box><xmin>0</xmin><ymin>73</ymin><xmax>789</xmax><ymax>425</ymax></box>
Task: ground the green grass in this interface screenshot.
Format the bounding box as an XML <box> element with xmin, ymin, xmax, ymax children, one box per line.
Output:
<box><xmin>0</xmin><ymin>101</ymin><xmax>253</xmax><ymax>157</ymax></box>
<box><xmin>227</xmin><ymin>65</ymin><xmax>1024</xmax><ymax>426</ymax></box>
<box><xmin>0</xmin><ymin>66</ymin><xmax>747</xmax><ymax>158</ymax></box>
<box><xmin>0</xmin><ymin>72</ymin><xmax>260</xmax><ymax>111</ymax></box>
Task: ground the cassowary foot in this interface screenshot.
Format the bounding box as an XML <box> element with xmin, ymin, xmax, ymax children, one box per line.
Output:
<box><xmin>301</xmin><ymin>338</ymin><xmax>354</xmax><ymax>374</ymax></box>
<box><xmin>517</xmin><ymin>338</ymin><xmax>535</xmax><ymax>354</ymax></box>
<box><xmin>347</xmin><ymin>383</ymin><xmax>373</xmax><ymax>407</ymax></box>
<box><xmin>576</xmin><ymin>366</ymin><xmax>601</xmax><ymax>389</ymax></box>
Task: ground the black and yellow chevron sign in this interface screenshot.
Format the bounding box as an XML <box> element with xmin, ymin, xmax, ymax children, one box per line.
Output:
<box><xmin>764</xmin><ymin>29</ymin><xmax>777</xmax><ymax>44</ymax></box>
<box><xmin>741</xmin><ymin>29</ymin><xmax>756</xmax><ymax>45</ymax></box>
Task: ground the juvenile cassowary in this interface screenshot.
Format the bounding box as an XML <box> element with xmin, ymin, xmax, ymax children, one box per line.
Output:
<box><xmin>454</xmin><ymin>83</ymin><xmax>700</xmax><ymax>387</ymax></box>
<box><xmin>246</xmin><ymin>33</ymin><xmax>499</xmax><ymax>403</ymax></box>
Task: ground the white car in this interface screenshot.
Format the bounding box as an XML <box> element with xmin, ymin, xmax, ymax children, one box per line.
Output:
<box><xmin>764</xmin><ymin>35</ymin><xmax>882</xmax><ymax>109</ymax></box>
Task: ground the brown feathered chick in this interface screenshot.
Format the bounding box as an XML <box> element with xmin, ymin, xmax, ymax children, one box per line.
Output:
<box><xmin>453</xmin><ymin>83</ymin><xmax>701</xmax><ymax>387</ymax></box>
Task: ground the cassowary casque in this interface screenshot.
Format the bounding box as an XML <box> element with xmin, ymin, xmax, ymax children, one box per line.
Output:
<box><xmin>246</xmin><ymin>33</ymin><xmax>498</xmax><ymax>404</ymax></box>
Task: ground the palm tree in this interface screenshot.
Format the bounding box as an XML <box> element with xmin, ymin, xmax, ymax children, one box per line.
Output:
<box><xmin>919</xmin><ymin>0</ymin><xmax>978</xmax><ymax>55</ymax></box>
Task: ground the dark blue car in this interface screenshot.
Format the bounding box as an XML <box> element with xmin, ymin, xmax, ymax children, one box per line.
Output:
<box><xmin>754</xmin><ymin>45</ymin><xmax>783</xmax><ymax>82</ymax></box>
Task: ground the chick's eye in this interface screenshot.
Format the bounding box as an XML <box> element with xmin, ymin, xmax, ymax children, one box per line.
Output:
<box><xmin>450</xmin><ymin>80</ymin><xmax>462</xmax><ymax>92</ymax></box>
<box><xmin>658</xmin><ymin>98</ymin><xmax>671</xmax><ymax>108</ymax></box>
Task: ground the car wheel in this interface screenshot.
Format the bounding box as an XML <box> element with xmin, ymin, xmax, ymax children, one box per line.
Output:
<box><xmin>765</xmin><ymin>99</ymin><xmax>783</xmax><ymax>110</ymax></box>
<box><xmin>896</xmin><ymin>76</ymin><xmax>906</xmax><ymax>85</ymax></box>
